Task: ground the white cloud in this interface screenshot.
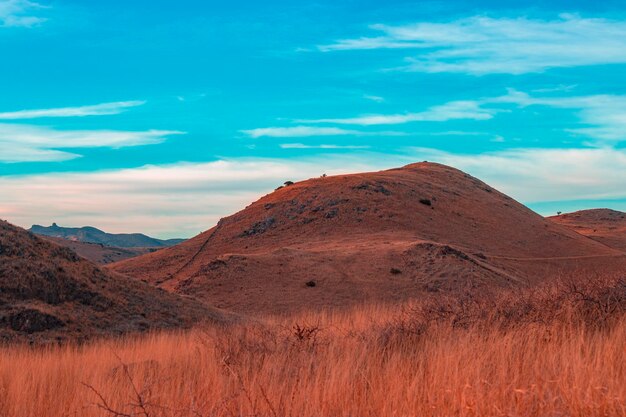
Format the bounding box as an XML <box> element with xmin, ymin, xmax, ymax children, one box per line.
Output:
<box><xmin>244</xmin><ymin>89</ymin><xmax>626</xmax><ymax>143</ymax></box>
<box><xmin>0</xmin><ymin>158</ymin><xmax>385</xmax><ymax>238</ymax></box>
<box><xmin>0</xmin><ymin>123</ymin><xmax>183</xmax><ymax>162</ymax></box>
<box><xmin>2</xmin><ymin>150</ymin><xmax>626</xmax><ymax>238</ymax></box>
<box><xmin>0</xmin><ymin>101</ymin><xmax>146</xmax><ymax>119</ymax></box>
<box><xmin>413</xmin><ymin>147</ymin><xmax>626</xmax><ymax>202</ymax></box>
<box><xmin>241</xmin><ymin>126</ymin><xmax>406</xmax><ymax>138</ymax></box>
<box><xmin>495</xmin><ymin>89</ymin><xmax>626</xmax><ymax>143</ymax></box>
<box><xmin>532</xmin><ymin>84</ymin><xmax>578</xmax><ymax>94</ymax></box>
<box><xmin>363</xmin><ymin>94</ymin><xmax>385</xmax><ymax>103</ymax></box>
<box><xmin>0</xmin><ymin>0</ymin><xmax>48</xmax><ymax>28</ymax></box>
<box><xmin>242</xmin><ymin>126</ymin><xmax>358</xmax><ymax>138</ymax></box>
<box><xmin>319</xmin><ymin>15</ymin><xmax>626</xmax><ymax>75</ymax></box>
<box><xmin>279</xmin><ymin>143</ymin><xmax>370</xmax><ymax>149</ymax></box>
<box><xmin>426</xmin><ymin>130</ymin><xmax>505</xmax><ymax>142</ymax></box>
<box><xmin>297</xmin><ymin>100</ymin><xmax>497</xmax><ymax>126</ymax></box>
<box><xmin>428</xmin><ymin>131</ymin><xmax>488</xmax><ymax>136</ymax></box>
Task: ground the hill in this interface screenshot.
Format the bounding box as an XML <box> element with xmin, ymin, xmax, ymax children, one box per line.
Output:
<box><xmin>549</xmin><ymin>209</ymin><xmax>626</xmax><ymax>252</ymax></box>
<box><xmin>0</xmin><ymin>220</ymin><xmax>223</xmax><ymax>343</ymax></box>
<box><xmin>111</xmin><ymin>162</ymin><xmax>626</xmax><ymax>314</ymax></box>
<box><xmin>29</xmin><ymin>223</ymin><xmax>185</xmax><ymax>248</ymax></box>
<box><xmin>38</xmin><ymin>236</ymin><xmax>158</xmax><ymax>264</ymax></box>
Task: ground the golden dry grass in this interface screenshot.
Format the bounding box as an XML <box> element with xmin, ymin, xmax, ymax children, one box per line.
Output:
<box><xmin>0</xmin><ymin>280</ymin><xmax>625</xmax><ymax>417</ymax></box>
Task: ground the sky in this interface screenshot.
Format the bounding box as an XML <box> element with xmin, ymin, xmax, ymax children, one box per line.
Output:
<box><xmin>1</xmin><ymin>0</ymin><xmax>626</xmax><ymax>238</ymax></box>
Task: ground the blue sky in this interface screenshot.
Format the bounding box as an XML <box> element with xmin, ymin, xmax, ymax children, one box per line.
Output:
<box><xmin>1</xmin><ymin>0</ymin><xmax>626</xmax><ymax>237</ymax></box>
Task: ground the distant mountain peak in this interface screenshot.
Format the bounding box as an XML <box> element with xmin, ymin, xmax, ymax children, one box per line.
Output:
<box><xmin>29</xmin><ymin>224</ymin><xmax>185</xmax><ymax>248</ymax></box>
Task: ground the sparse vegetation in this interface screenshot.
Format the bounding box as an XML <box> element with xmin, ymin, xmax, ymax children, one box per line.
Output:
<box><xmin>0</xmin><ymin>275</ymin><xmax>623</xmax><ymax>417</ymax></box>
<box><xmin>240</xmin><ymin>217</ymin><xmax>276</xmax><ymax>237</ymax></box>
<box><xmin>352</xmin><ymin>182</ymin><xmax>392</xmax><ymax>195</ymax></box>
<box><xmin>419</xmin><ymin>198</ymin><xmax>432</xmax><ymax>206</ymax></box>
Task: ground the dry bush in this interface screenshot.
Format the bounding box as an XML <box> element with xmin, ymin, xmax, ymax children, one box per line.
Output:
<box><xmin>0</xmin><ymin>275</ymin><xmax>624</xmax><ymax>417</ymax></box>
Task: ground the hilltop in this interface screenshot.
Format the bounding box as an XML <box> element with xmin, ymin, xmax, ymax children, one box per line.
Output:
<box><xmin>549</xmin><ymin>209</ymin><xmax>626</xmax><ymax>252</ymax></box>
<box><xmin>112</xmin><ymin>162</ymin><xmax>625</xmax><ymax>313</ymax></box>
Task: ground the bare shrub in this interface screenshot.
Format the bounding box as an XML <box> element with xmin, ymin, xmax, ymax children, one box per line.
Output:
<box><xmin>291</xmin><ymin>323</ymin><xmax>321</xmax><ymax>349</ymax></box>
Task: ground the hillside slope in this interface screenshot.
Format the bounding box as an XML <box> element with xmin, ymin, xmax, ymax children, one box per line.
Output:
<box><xmin>549</xmin><ymin>209</ymin><xmax>626</xmax><ymax>252</ymax></box>
<box><xmin>30</xmin><ymin>223</ymin><xmax>184</xmax><ymax>248</ymax></box>
<box><xmin>0</xmin><ymin>221</ymin><xmax>223</xmax><ymax>343</ymax></box>
<box><xmin>112</xmin><ymin>162</ymin><xmax>625</xmax><ymax>313</ymax></box>
<box><xmin>38</xmin><ymin>235</ymin><xmax>158</xmax><ymax>264</ymax></box>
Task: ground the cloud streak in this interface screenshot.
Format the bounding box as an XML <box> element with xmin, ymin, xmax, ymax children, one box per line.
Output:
<box><xmin>0</xmin><ymin>124</ymin><xmax>183</xmax><ymax>162</ymax></box>
<box><xmin>241</xmin><ymin>126</ymin><xmax>406</xmax><ymax>138</ymax></box>
<box><xmin>2</xmin><ymin>150</ymin><xmax>626</xmax><ymax>237</ymax></box>
<box><xmin>413</xmin><ymin>147</ymin><xmax>626</xmax><ymax>203</ymax></box>
<box><xmin>298</xmin><ymin>100</ymin><xmax>497</xmax><ymax>126</ymax></box>
<box><xmin>0</xmin><ymin>158</ymin><xmax>384</xmax><ymax>238</ymax></box>
<box><xmin>0</xmin><ymin>0</ymin><xmax>48</xmax><ymax>28</ymax></box>
<box><xmin>319</xmin><ymin>15</ymin><xmax>626</xmax><ymax>75</ymax></box>
<box><xmin>0</xmin><ymin>101</ymin><xmax>146</xmax><ymax>119</ymax></box>
<box><xmin>279</xmin><ymin>143</ymin><xmax>370</xmax><ymax>149</ymax></box>
<box><xmin>496</xmin><ymin>89</ymin><xmax>626</xmax><ymax>144</ymax></box>
<box><xmin>302</xmin><ymin>89</ymin><xmax>626</xmax><ymax>144</ymax></box>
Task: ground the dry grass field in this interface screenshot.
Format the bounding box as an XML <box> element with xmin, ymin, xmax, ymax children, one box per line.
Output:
<box><xmin>0</xmin><ymin>276</ymin><xmax>624</xmax><ymax>417</ymax></box>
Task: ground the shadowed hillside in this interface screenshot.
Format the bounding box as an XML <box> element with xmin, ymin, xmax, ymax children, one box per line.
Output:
<box><xmin>0</xmin><ymin>221</ymin><xmax>223</xmax><ymax>344</ymax></box>
<box><xmin>37</xmin><ymin>235</ymin><xmax>159</xmax><ymax>264</ymax></box>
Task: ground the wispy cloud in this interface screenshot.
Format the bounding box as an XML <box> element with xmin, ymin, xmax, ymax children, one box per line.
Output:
<box><xmin>297</xmin><ymin>100</ymin><xmax>497</xmax><ymax>126</ymax></box>
<box><xmin>2</xmin><ymin>150</ymin><xmax>626</xmax><ymax>237</ymax></box>
<box><xmin>241</xmin><ymin>126</ymin><xmax>406</xmax><ymax>138</ymax></box>
<box><xmin>413</xmin><ymin>147</ymin><xmax>626</xmax><ymax>203</ymax></box>
<box><xmin>244</xmin><ymin>89</ymin><xmax>626</xmax><ymax>144</ymax></box>
<box><xmin>319</xmin><ymin>15</ymin><xmax>626</xmax><ymax>75</ymax></box>
<box><xmin>280</xmin><ymin>143</ymin><xmax>370</xmax><ymax>149</ymax></box>
<box><xmin>0</xmin><ymin>101</ymin><xmax>146</xmax><ymax>120</ymax></box>
<box><xmin>242</xmin><ymin>126</ymin><xmax>358</xmax><ymax>138</ymax></box>
<box><xmin>0</xmin><ymin>158</ymin><xmax>384</xmax><ymax>238</ymax></box>
<box><xmin>363</xmin><ymin>94</ymin><xmax>385</xmax><ymax>103</ymax></box>
<box><xmin>427</xmin><ymin>130</ymin><xmax>505</xmax><ymax>142</ymax></box>
<box><xmin>0</xmin><ymin>124</ymin><xmax>183</xmax><ymax>162</ymax></box>
<box><xmin>496</xmin><ymin>89</ymin><xmax>626</xmax><ymax>143</ymax></box>
<box><xmin>0</xmin><ymin>0</ymin><xmax>48</xmax><ymax>28</ymax></box>
<box><xmin>532</xmin><ymin>84</ymin><xmax>578</xmax><ymax>94</ymax></box>
<box><xmin>428</xmin><ymin>131</ymin><xmax>488</xmax><ymax>136</ymax></box>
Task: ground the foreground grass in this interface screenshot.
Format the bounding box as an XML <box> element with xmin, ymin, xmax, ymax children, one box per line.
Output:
<box><xmin>0</xmin><ymin>317</ymin><xmax>624</xmax><ymax>417</ymax></box>
<box><xmin>0</xmin><ymin>280</ymin><xmax>625</xmax><ymax>417</ymax></box>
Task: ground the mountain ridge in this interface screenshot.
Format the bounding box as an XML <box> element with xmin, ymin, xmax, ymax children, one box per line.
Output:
<box><xmin>29</xmin><ymin>223</ymin><xmax>185</xmax><ymax>248</ymax></box>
